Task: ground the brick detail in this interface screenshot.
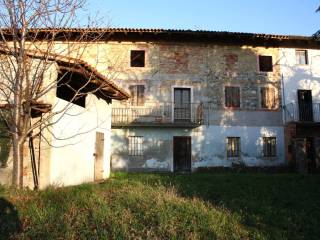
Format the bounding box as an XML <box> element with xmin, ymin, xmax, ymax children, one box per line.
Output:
<box><xmin>224</xmin><ymin>53</ymin><xmax>238</xmax><ymax>77</ymax></box>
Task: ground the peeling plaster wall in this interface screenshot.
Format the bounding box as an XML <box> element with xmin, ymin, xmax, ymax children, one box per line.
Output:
<box><xmin>107</xmin><ymin>42</ymin><xmax>284</xmax><ymax>169</ymax></box>
<box><xmin>111</xmin><ymin>125</ymin><xmax>285</xmax><ymax>171</ymax></box>
<box><xmin>103</xmin><ymin>42</ymin><xmax>282</xmax><ymax>111</ymax></box>
<box><xmin>280</xmin><ymin>48</ymin><xmax>320</xmax><ymax>168</ymax></box>
<box><xmin>280</xmin><ymin>48</ymin><xmax>320</xmax><ymax>104</ymax></box>
<box><xmin>193</xmin><ymin>126</ymin><xmax>285</xmax><ymax>168</ymax></box>
<box><xmin>111</xmin><ymin>128</ymin><xmax>190</xmax><ymax>171</ymax></box>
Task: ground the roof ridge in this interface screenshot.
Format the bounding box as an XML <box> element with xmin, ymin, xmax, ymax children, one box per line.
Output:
<box><xmin>0</xmin><ymin>27</ymin><xmax>311</xmax><ymax>38</ymax></box>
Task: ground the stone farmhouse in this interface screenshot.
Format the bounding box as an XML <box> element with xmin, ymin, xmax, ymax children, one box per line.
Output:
<box><xmin>0</xmin><ymin>28</ymin><xmax>319</xmax><ymax>188</ymax></box>
<box><xmin>106</xmin><ymin>29</ymin><xmax>320</xmax><ymax>173</ymax></box>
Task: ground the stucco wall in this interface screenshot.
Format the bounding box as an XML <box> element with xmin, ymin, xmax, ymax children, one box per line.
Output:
<box><xmin>111</xmin><ymin>125</ymin><xmax>285</xmax><ymax>171</ymax></box>
<box><xmin>280</xmin><ymin>48</ymin><xmax>320</xmax><ymax>104</ymax></box>
<box><xmin>49</xmin><ymin>94</ymin><xmax>112</xmax><ymax>187</ymax></box>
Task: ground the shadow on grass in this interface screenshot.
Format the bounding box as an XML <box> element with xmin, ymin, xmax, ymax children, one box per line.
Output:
<box><xmin>115</xmin><ymin>172</ymin><xmax>320</xmax><ymax>240</ymax></box>
<box><xmin>0</xmin><ymin>197</ymin><xmax>22</xmax><ymax>239</ymax></box>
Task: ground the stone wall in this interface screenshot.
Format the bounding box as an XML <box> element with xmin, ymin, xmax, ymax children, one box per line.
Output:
<box><xmin>93</xmin><ymin>42</ymin><xmax>282</xmax><ymax>119</ymax></box>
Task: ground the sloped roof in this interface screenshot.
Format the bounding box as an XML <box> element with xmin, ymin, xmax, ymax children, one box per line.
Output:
<box><xmin>1</xmin><ymin>27</ymin><xmax>318</xmax><ymax>48</ymax></box>
<box><xmin>0</xmin><ymin>46</ymin><xmax>130</xmax><ymax>101</ymax></box>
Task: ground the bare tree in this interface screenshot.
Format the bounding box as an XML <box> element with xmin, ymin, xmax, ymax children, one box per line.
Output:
<box><xmin>0</xmin><ymin>0</ymin><xmax>124</xmax><ymax>188</ymax></box>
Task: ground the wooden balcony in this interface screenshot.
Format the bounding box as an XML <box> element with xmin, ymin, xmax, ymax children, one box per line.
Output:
<box><xmin>112</xmin><ymin>102</ymin><xmax>203</xmax><ymax>128</ymax></box>
<box><xmin>284</xmin><ymin>102</ymin><xmax>320</xmax><ymax>123</ymax></box>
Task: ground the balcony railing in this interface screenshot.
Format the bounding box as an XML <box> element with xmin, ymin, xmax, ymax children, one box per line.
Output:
<box><xmin>284</xmin><ymin>102</ymin><xmax>320</xmax><ymax>123</ymax></box>
<box><xmin>112</xmin><ymin>102</ymin><xmax>204</xmax><ymax>127</ymax></box>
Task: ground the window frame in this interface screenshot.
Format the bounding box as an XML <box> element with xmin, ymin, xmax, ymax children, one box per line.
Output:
<box><xmin>128</xmin><ymin>136</ymin><xmax>144</xmax><ymax>156</ymax></box>
<box><xmin>259</xmin><ymin>85</ymin><xmax>278</xmax><ymax>110</ymax></box>
<box><xmin>227</xmin><ymin>137</ymin><xmax>241</xmax><ymax>158</ymax></box>
<box><xmin>129</xmin><ymin>85</ymin><xmax>145</xmax><ymax>106</ymax></box>
<box><xmin>130</xmin><ymin>50</ymin><xmax>145</xmax><ymax>68</ymax></box>
<box><xmin>224</xmin><ymin>85</ymin><xmax>241</xmax><ymax>109</ymax></box>
<box><xmin>262</xmin><ymin>137</ymin><xmax>277</xmax><ymax>158</ymax></box>
<box><xmin>258</xmin><ymin>55</ymin><xmax>273</xmax><ymax>72</ymax></box>
<box><xmin>295</xmin><ymin>49</ymin><xmax>308</xmax><ymax>65</ymax></box>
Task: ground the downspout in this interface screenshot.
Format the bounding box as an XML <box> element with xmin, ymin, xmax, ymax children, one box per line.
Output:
<box><xmin>281</xmin><ymin>74</ymin><xmax>286</xmax><ymax>124</ymax></box>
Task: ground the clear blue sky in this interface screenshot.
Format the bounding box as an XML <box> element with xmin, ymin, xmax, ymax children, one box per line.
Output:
<box><xmin>83</xmin><ymin>0</ymin><xmax>320</xmax><ymax>36</ymax></box>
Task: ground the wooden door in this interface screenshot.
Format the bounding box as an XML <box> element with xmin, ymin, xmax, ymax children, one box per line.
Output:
<box><xmin>94</xmin><ymin>132</ymin><xmax>104</xmax><ymax>181</ymax></box>
<box><xmin>174</xmin><ymin>88</ymin><xmax>191</xmax><ymax>122</ymax></box>
<box><xmin>298</xmin><ymin>90</ymin><xmax>313</xmax><ymax>121</ymax></box>
<box><xmin>173</xmin><ymin>136</ymin><xmax>191</xmax><ymax>172</ymax></box>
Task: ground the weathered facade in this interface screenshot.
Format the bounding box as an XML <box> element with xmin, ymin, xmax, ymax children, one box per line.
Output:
<box><xmin>281</xmin><ymin>48</ymin><xmax>320</xmax><ymax>172</ymax></box>
<box><xmin>2</xmin><ymin>28</ymin><xmax>320</xmax><ymax>188</ymax></box>
<box><xmin>108</xmin><ymin>42</ymin><xmax>285</xmax><ymax>171</ymax></box>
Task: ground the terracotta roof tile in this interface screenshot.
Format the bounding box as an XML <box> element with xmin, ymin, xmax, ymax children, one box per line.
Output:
<box><xmin>0</xmin><ymin>46</ymin><xmax>130</xmax><ymax>100</ymax></box>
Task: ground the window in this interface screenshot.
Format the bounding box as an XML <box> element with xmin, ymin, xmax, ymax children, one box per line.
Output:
<box><xmin>260</xmin><ymin>87</ymin><xmax>277</xmax><ymax>109</ymax></box>
<box><xmin>130</xmin><ymin>50</ymin><xmax>145</xmax><ymax>67</ymax></box>
<box><xmin>227</xmin><ymin>137</ymin><xmax>241</xmax><ymax>158</ymax></box>
<box><xmin>129</xmin><ymin>85</ymin><xmax>145</xmax><ymax>106</ymax></box>
<box><xmin>296</xmin><ymin>50</ymin><xmax>308</xmax><ymax>65</ymax></box>
<box><xmin>263</xmin><ymin>137</ymin><xmax>277</xmax><ymax>157</ymax></box>
<box><xmin>225</xmin><ymin>86</ymin><xmax>240</xmax><ymax>108</ymax></box>
<box><xmin>128</xmin><ymin>136</ymin><xmax>143</xmax><ymax>156</ymax></box>
<box><xmin>258</xmin><ymin>55</ymin><xmax>273</xmax><ymax>72</ymax></box>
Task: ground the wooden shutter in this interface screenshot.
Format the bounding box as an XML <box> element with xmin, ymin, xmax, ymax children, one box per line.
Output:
<box><xmin>233</xmin><ymin>87</ymin><xmax>240</xmax><ymax>107</ymax></box>
<box><xmin>137</xmin><ymin>85</ymin><xmax>145</xmax><ymax>106</ymax></box>
<box><xmin>225</xmin><ymin>87</ymin><xmax>231</xmax><ymax>107</ymax></box>
<box><xmin>263</xmin><ymin>137</ymin><xmax>276</xmax><ymax>157</ymax></box>
<box><xmin>225</xmin><ymin>86</ymin><xmax>240</xmax><ymax>108</ymax></box>
<box><xmin>261</xmin><ymin>87</ymin><xmax>276</xmax><ymax>109</ymax></box>
<box><xmin>129</xmin><ymin>85</ymin><xmax>145</xmax><ymax>106</ymax></box>
<box><xmin>129</xmin><ymin>85</ymin><xmax>136</xmax><ymax>105</ymax></box>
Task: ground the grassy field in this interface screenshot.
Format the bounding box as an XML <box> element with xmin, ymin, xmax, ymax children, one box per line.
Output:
<box><xmin>0</xmin><ymin>173</ymin><xmax>320</xmax><ymax>240</ymax></box>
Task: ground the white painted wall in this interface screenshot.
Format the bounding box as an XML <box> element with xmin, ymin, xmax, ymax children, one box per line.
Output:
<box><xmin>193</xmin><ymin>126</ymin><xmax>285</xmax><ymax>168</ymax></box>
<box><xmin>280</xmin><ymin>48</ymin><xmax>320</xmax><ymax>105</ymax></box>
<box><xmin>111</xmin><ymin>125</ymin><xmax>285</xmax><ymax>171</ymax></box>
<box><xmin>49</xmin><ymin>94</ymin><xmax>112</xmax><ymax>187</ymax></box>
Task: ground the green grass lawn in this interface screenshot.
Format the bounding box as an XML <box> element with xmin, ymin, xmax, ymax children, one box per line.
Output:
<box><xmin>1</xmin><ymin>173</ymin><xmax>320</xmax><ymax>239</ymax></box>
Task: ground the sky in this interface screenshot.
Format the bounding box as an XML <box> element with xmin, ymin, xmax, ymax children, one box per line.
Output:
<box><xmin>82</xmin><ymin>0</ymin><xmax>320</xmax><ymax>36</ymax></box>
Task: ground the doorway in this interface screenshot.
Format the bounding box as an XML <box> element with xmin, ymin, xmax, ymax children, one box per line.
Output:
<box><xmin>174</xmin><ymin>88</ymin><xmax>191</xmax><ymax>122</ymax></box>
<box><xmin>94</xmin><ymin>132</ymin><xmax>104</xmax><ymax>181</ymax></box>
<box><xmin>298</xmin><ymin>90</ymin><xmax>313</xmax><ymax>121</ymax></box>
<box><xmin>173</xmin><ymin>136</ymin><xmax>191</xmax><ymax>172</ymax></box>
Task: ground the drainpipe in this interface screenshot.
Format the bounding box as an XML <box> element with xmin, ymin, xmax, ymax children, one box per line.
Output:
<box><xmin>281</xmin><ymin>74</ymin><xmax>286</xmax><ymax>124</ymax></box>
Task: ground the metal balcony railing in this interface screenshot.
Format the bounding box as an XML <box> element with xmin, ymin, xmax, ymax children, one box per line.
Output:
<box><xmin>284</xmin><ymin>102</ymin><xmax>320</xmax><ymax>123</ymax></box>
<box><xmin>112</xmin><ymin>102</ymin><xmax>204</xmax><ymax>127</ymax></box>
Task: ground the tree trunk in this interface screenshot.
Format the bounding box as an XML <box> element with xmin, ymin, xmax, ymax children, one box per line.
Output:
<box><xmin>11</xmin><ymin>134</ymin><xmax>21</xmax><ymax>186</ymax></box>
<box><xmin>11</xmin><ymin>133</ymin><xmax>25</xmax><ymax>188</ymax></box>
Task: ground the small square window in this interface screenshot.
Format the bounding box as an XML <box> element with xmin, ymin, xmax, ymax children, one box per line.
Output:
<box><xmin>130</xmin><ymin>50</ymin><xmax>145</xmax><ymax>67</ymax></box>
<box><xmin>259</xmin><ymin>55</ymin><xmax>273</xmax><ymax>72</ymax></box>
<box><xmin>128</xmin><ymin>136</ymin><xmax>144</xmax><ymax>156</ymax></box>
<box><xmin>227</xmin><ymin>137</ymin><xmax>241</xmax><ymax>158</ymax></box>
<box><xmin>225</xmin><ymin>86</ymin><xmax>240</xmax><ymax>108</ymax></box>
<box><xmin>263</xmin><ymin>137</ymin><xmax>276</xmax><ymax>157</ymax></box>
<box><xmin>296</xmin><ymin>50</ymin><xmax>308</xmax><ymax>65</ymax></box>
